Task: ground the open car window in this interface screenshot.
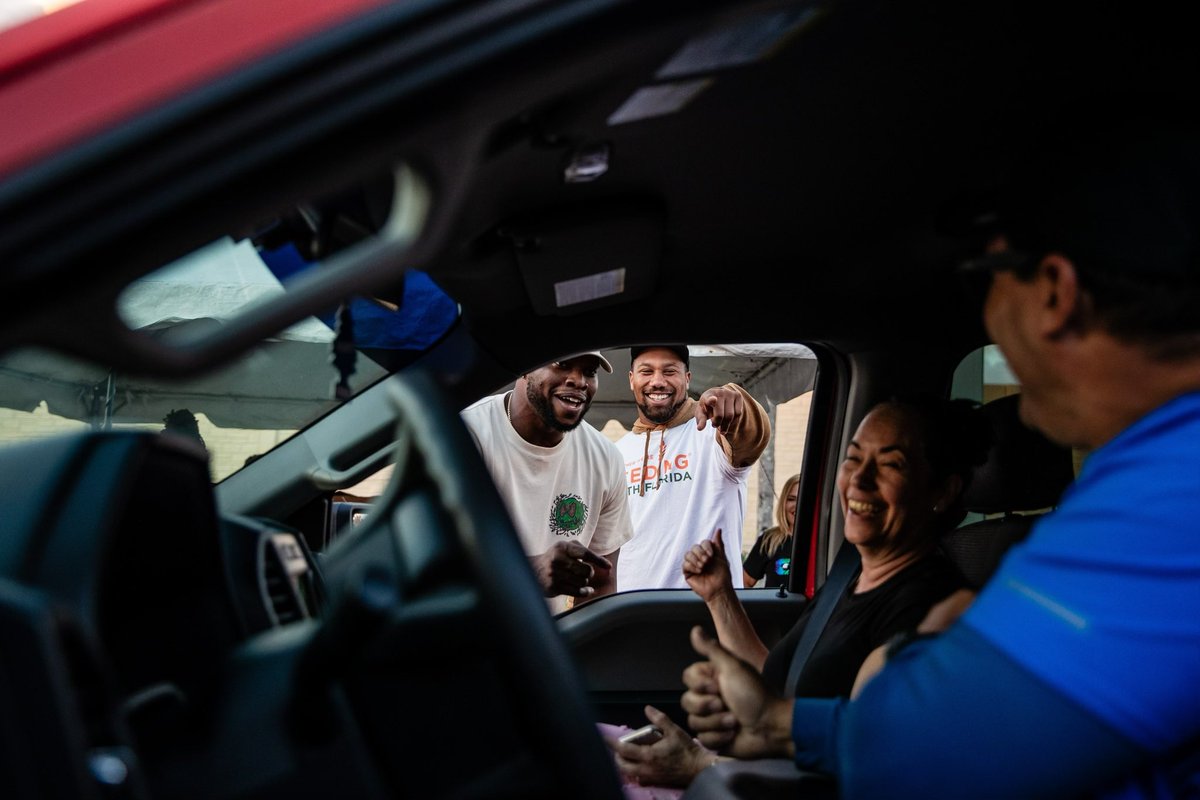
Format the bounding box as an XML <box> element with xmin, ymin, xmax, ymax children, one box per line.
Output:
<box><xmin>334</xmin><ymin>342</ymin><xmax>819</xmax><ymax>595</ymax></box>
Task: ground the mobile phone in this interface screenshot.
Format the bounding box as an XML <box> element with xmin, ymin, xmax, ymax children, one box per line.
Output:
<box><xmin>618</xmin><ymin>724</ymin><xmax>664</xmax><ymax>745</ymax></box>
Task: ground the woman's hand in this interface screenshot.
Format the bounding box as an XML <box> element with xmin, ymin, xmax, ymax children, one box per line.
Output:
<box><xmin>681</xmin><ymin>627</ymin><xmax>794</xmax><ymax>760</ymax></box>
<box><xmin>682</xmin><ymin>529</ymin><xmax>734</xmax><ymax>604</ymax></box>
<box><xmin>605</xmin><ymin>706</ymin><xmax>717</xmax><ymax>788</ymax></box>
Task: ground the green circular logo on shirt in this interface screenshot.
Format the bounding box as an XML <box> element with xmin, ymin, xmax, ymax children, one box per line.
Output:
<box><xmin>549</xmin><ymin>493</ymin><xmax>589</xmax><ymax>535</ymax></box>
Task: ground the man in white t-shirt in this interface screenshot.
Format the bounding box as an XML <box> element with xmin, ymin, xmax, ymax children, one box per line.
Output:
<box><xmin>616</xmin><ymin>345</ymin><xmax>770</xmax><ymax>590</ymax></box>
<box><xmin>462</xmin><ymin>351</ymin><xmax>633</xmax><ymax>613</ymax></box>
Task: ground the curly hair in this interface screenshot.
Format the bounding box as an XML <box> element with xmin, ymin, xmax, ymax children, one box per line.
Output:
<box><xmin>162</xmin><ymin>408</ymin><xmax>207</xmax><ymax>452</ymax></box>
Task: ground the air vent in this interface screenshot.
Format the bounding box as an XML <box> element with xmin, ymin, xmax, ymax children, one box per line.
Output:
<box><xmin>261</xmin><ymin>534</ymin><xmax>309</xmax><ymax>626</ymax></box>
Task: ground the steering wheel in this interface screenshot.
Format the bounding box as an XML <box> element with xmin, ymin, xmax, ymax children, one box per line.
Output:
<box><xmin>330</xmin><ymin>368</ymin><xmax>624</xmax><ymax>799</ymax></box>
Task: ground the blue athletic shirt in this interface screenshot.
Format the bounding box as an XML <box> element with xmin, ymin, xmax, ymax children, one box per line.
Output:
<box><xmin>967</xmin><ymin>390</ymin><xmax>1200</xmax><ymax>753</ymax></box>
<box><xmin>789</xmin><ymin>392</ymin><xmax>1200</xmax><ymax>798</ymax></box>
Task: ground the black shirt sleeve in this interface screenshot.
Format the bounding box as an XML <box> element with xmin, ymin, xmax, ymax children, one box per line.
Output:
<box><xmin>743</xmin><ymin>530</ymin><xmax>772</xmax><ymax>580</ymax></box>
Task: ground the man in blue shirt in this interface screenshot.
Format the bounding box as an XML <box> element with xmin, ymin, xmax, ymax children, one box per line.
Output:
<box><xmin>678</xmin><ymin>105</ymin><xmax>1200</xmax><ymax>798</ymax></box>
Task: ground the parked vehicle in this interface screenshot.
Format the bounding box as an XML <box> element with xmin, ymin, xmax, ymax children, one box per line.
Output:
<box><xmin>0</xmin><ymin>1</ymin><xmax>1192</xmax><ymax>798</ymax></box>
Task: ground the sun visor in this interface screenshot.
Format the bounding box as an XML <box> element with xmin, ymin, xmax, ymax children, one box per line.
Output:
<box><xmin>507</xmin><ymin>202</ymin><xmax>662</xmax><ymax>317</ymax></box>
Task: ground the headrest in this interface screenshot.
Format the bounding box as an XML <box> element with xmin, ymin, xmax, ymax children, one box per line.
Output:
<box><xmin>961</xmin><ymin>394</ymin><xmax>1076</xmax><ymax>514</ymax></box>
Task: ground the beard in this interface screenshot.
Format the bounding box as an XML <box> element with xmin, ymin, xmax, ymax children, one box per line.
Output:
<box><xmin>637</xmin><ymin>396</ymin><xmax>685</xmax><ymax>425</ymax></box>
<box><xmin>526</xmin><ymin>382</ymin><xmax>589</xmax><ymax>432</ymax></box>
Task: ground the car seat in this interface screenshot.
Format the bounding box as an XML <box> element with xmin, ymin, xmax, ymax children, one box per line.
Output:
<box><xmin>940</xmin><ymin>393</ymin><xmax>1077</xmax><ymax>589</ymax></box>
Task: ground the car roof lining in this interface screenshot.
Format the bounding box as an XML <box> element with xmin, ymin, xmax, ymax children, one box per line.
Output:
<box><xmin>0</xmin><ymin>0</ymin><xmax>1195</xmax><ymax>377</ymax></box>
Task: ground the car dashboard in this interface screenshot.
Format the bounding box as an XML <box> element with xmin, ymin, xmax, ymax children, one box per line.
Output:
<box><xmin>0</xmin><ymin>430</ymin><xmax>332</xmax><ymax>795</ymax></box>
<box><xmin>0</xmin><ymin>369</ymin><xmax>625</xmax><ymax>800</ymax></box>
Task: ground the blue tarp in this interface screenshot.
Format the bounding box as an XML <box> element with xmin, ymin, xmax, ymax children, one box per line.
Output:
<box><xmin>259</xmin><ymin>243</ymin><xmax>458</xmax><ymax>351</ymax></box>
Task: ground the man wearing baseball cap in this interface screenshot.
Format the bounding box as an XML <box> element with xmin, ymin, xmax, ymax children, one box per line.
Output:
<box><xmin>616</xmin><ymin>344</ymin><xmax>770</xmax><ymax>591</ymax></box>
<box><xmin>462</xmin><ymin>351</ymin><xmax>633</xmax><ymax>613</ymax></box>
<box><xmin>678</xmin><ymin>102</ymin><xmax>1200</xmax><ymax>797</ymax></box>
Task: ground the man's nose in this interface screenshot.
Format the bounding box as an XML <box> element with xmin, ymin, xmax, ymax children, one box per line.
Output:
<box><xmin>648</xmin><ymin>370</ymin><xmax>670</xmax><ymax>385</ymax></box>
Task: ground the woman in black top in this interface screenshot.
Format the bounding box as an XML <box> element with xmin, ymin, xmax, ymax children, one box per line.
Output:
<box><xmin>742</xmin><ymin>472</ymin><xmax>801</xmax><ymax>588</ymax></box>
<box><xmin>608</xmin><ymin>396</ymin><xmax>991</xmax><ymax>787</ymax></box>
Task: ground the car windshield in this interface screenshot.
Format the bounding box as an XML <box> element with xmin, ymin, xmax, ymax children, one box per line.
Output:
<box><xmin>0</xmin><ymin>234</ymin><xmax>459</xmax><ymax>481</ymax></box>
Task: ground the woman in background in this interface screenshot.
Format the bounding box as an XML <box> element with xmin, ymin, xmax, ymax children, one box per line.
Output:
<box><xmin>742</xmin><ymin>473</ymin><xmax>801</xmax><ymax>588</ymax></box>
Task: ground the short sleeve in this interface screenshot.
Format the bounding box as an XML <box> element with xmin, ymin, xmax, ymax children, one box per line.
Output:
<box><xmin>586</xmin><ymin>443</ymin><xmax>635</xmax><ymax>556</ymax></box>
<box><xmin>743</xmin><ymin>532</ymin><xmax>769</xmax><ymax>579</ymax></box>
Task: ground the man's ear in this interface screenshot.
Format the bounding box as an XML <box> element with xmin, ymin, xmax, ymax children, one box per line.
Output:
<box><xmin>1036</xmin><ymin>253</ymin><xmax>1085</xmax><ymax>337</ymax></box>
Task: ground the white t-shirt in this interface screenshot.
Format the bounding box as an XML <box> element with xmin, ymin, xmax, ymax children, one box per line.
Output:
<box><xmin>616</xmin><ymin>421</ymin><xmax>749</xmax><ymax>590</ymax></box>
<box><xmin>461</xmin><ymin>393</ymin><xmax>634</xmax><ymax>612</ymax></box>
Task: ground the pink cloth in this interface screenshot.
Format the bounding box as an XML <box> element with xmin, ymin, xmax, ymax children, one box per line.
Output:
<box><xmin>597</xmin><ymin>723</ymin><xmax>686</xmax><ymax>800</ymax></box>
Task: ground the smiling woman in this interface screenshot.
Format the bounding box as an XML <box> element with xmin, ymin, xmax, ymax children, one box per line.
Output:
<box><xmin>604</xmin><ymin>397</ymin><xmax>992</xmax><ymax>793</ymax></box>
<box><xmin>839</xmin><ymin>402</ymin><xmax>970</xmax><ymax>579</ymax></box>
<box><xmin>754</xmin><ymin>397</ymin><xmax>991</xmax><ymax>696</ymax></box>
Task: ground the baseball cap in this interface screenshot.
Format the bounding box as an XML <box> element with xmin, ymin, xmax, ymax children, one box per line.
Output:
<box><xmin>630</xmin><ymin>345</ymin><xmax>690</xmax><ymax>369</ymax></box>
<box><xmin>955</xmin><ymin>101</ymin><xmax>1200</xmax><ymax>283</ymax></box>
<box><xmin>564</xmin><ymin>351</ymin><xmax>613</xmax><ymax>373</ymax></box>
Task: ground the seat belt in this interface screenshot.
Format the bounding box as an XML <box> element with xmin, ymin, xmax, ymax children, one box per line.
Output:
<box><xmin>784</xmin><ymin>540</ymin><xmax>860</xmax><ymax>697</ymax></box>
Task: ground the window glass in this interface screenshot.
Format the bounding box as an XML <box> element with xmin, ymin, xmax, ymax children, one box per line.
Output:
<box><xmin>0</xmin><ymin>327</ymin><xmax>380</xmax><ymax>482</ymax></box>
<box><xmin>951</xmin><ymin>344</ymin><xmax>1019</xmax><ymax>404</ymax></box>
<box><xmin>0</xmin><ymin>235</ymin><xmax>459</xmax><ymax>482</ymax></box>
<box><xmin>951</xmin><ymin>344</ymin><xmax>1021</xmax><ymax>525</ymax></box>
<box><xmin>0</xmin><ymin>185</ymin><xmax>459</xmax><ymax>482</ymax></box>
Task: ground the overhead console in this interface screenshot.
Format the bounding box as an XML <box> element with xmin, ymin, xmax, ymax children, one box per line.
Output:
<box><xmin>500</xmin><ymin>199</ymin><xmax>665</xmax><ymax>318</ymax></box>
